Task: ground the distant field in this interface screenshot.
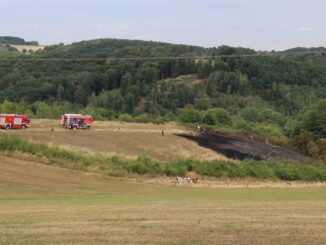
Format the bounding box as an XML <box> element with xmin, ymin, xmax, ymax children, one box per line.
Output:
<box><xmin>1</xmin><ymin>156</ymin><xmax>326</xmax><ymax>245</ymax></box>
<box><xmin>10</xmin><ymin>44</ymin><xmax>45</xmax><ymax>52</ymax></box>
<box><xmin>8</xmin><ymin>119</ymin><xmax>226</xmax><ymax>162</ymax></box>
<box><xmin>159</xmin><ymin>74</ymin><xmax>203</xmax><ymax>85</ymax></box>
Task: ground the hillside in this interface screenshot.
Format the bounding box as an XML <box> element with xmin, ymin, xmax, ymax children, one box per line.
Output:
<box><xmin>10</xmin><ymin>44</ymin><xmax>45</xmax><ymax>53</ymax></box>
<box><xmin>0</xmin><ymin>36</ymin><xmax>25</xmax><ymax>45</ymax></box>
<box><xmin>284</xmin><ymin>47</ymin><xmax>326</xmax><ymax>66</ymax></box>
<box><xmin>0</xmin><ymin>38</ymin><xmax>325</xmax><ymax>159</ymax></box>
<box><xmin>0</xmin><ymin>36</ymin><xmax>41</xmax><ymax>53</ymax></box>
<box><xmin>0</xmin><ymin>36</ymin><xmax>39</xmax><ymax>46</ymax></box>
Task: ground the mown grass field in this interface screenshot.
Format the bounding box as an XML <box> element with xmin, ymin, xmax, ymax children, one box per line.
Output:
<box><xmin>9</xmin><ymin>45</ymin><xmax>45</xmax><ymax>52</ymax></box>
<box><xmin>1</xmin><ymin>156</ymin><xmax>326</xmax><ymax>245</ymax></box>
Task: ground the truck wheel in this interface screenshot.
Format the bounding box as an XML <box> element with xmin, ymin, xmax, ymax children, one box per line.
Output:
<box><xmin>21</xmin><ymin>125</ymin><xmax>27</xmax><ymax>129</ymax></box>
<box><xmin>87</xmin><ymin>126</ymin><xmax>91</xmax><ymax>130</ymax></box>
<box><xmin>5</xmin><ymin>125</ymin><xmax>11</xmax><ymax>130</ymax></box>
<box><xmin>73</xmin><ymin>126</ymin><xmax>78</xmax><ymax>130</ymax></box>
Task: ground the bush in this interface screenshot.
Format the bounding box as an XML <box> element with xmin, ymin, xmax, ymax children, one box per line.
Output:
<box><xmin>252</xmin><ymin>123</ymin><xmax>288</xmax><ymax>142</ymax></box>
<box><xmin>126</xmin><ymin>155</ymin><xmax>163</xmax><ymax>175</ymax></box>
<box><xmin>134</xmin><ymin>114</ymin><xmax>151</xmax><ymax>123</ymax></box>
<box><xmin>202</xmin><ymin>108</ymin><xmax>232</xmax><ymax>126</ymax></box>
<box><xmin>242</xmin><ymin>106</ymin><xmax>286</xmax><ymax>126</ymax></box>
<box><xmin>118</xmin><ymin>113</ymin><xmax>133</xmax><ymax>122</ymax></box>
<box><xmin>177</xmin><ymin>109</ymin><xmax>201</xmax><ymax>123</ymax></box>
<box><xmin>300</xmin><ymin>100</ymin><xmax>326</xmax><ymax>140</ymax></box>
<box><xmin>234</xmin><ymin>117</ymin><xmax>252</xmax><ymax>131</ymax></box>
<box><xmin>163</xmin><ymin>112</ymin><xmax>176</xmax><ymax>122</ymax></box>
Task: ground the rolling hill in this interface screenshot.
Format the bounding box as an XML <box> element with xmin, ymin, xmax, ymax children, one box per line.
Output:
<box><xmin>0</xmin><ymin>37</ymin><xmax>325</xmax><ymax>159</ymax></box>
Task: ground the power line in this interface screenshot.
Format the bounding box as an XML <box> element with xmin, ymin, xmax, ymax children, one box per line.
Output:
<box><xmin>0</xmin><ymin>51</ymin><xmax>323</xmax><ymax>62</ymax></box>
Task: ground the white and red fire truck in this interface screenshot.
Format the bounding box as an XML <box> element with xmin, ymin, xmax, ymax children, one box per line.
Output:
<box><xmin>0</xmin><ymin>114</ymin><xmax>30</xmax><ymax>129</ymax></box>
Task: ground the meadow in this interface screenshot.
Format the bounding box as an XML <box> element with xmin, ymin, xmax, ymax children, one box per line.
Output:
<box><xmin>1</xmin><ymin>156</ymin><xmax>326</xmax><ymax>245</ymax></box>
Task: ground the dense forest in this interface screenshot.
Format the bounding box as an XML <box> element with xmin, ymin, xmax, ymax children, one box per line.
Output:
<box><xmin>0</xmin><ymin>36</ymin><xmax>39</xmax><ymax>46</ymax></box>
<box><xmin>0</xmin><ymin>37</ymin><xmax>325</xmax><ymax>159</ymax></box>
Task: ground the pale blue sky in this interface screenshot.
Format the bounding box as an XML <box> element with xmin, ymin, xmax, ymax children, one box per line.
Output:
<box><xmin>0</xmin><ymin>0</ymin><xmax>325</xmax><ymax>50</ymax></box>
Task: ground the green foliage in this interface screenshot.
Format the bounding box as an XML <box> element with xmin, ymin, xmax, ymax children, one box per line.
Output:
<box><xmin>206</xmin><ymin>71</ymin><xmax>250</xmax><ymax>96</ymax></box>
<box><xmin>0</xmin><ymin>36</ymin><xmax>25</xmax><ymax>45</ymax></box>
<box><xmin>126</xmin><ymin>156</ymin><xmax>164</xmax><ymax>176</ymax></box>
<box><xmin>202</xmin><ymin>108</ymin><xmax>232</xmax><ymax>126</ymax></box>
<box><xmin>0</xmin><ymin>39</ymin><xmax>325</xmax><ymax>158</ymax></box>
<box><xmin>300</xmin><ymin>100</ymin><xmax>326</xmax><ymax>140</ymax></box>
<box><xmin>194</xmin><ymin>97</ymin><xmax>212</xmax><ymax>110</ymax></box>
<box><xmin>242</xmin><ymin>106</ymin><xmax>286</xmax><ymax>126</ymax></box>
<box><xmin>289</xmin><ymin>100</ymin><xmax>326</xmax><ymax>158</ymax></box>
<box><xmin>162</xmin><ymin>112</ymin><xmax>176</xmax><ymax>122</ymax></box>
<box><xmin>252</xmin><ymin>123</ymin><xmax>288</xmax><ymax>143</ymax></box>
<box><xmin>233</xmin><ymin>117</ymin><xmax>252</xmax><ymax>131</ymax></box>
<box><xmin>0</xmin><ymin>39</ymin><xmax>324</xmax><ymax>119</ymax></box>
<box><xmin>177</xmin><ymin>109</ymin><xmax>201</xmax><ymax>123</ymax></box>
<box><xmin>118</xmin><ymin>113</ymin><xmax>133</xmax><ymax>122</ymax></box>
<box><xmin>134</xmin><ymin>114</ymin><xmax>151</xmax><ymax>123</ymax></box>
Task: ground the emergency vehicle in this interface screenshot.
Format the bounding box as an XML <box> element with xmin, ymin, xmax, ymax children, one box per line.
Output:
<box><xmin>0</xmin><ymin>114</ymin><xmax>30</xmax><ymax>129</ymax></box>
<box><xmin>61</xmin><ymin>114</ymin><xmax>93</xmax><ymax>130</ymax></box>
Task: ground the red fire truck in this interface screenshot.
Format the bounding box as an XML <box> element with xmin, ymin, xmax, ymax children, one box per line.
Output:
<box><xmin>61</xmin><ymin>114</ymin><xmax>93</xmax><ymax>130</ymax></box>
<box><xmin>0</xmin><ymin>114</ymin><xmax>31</xmax><ymax>129</ymax></box>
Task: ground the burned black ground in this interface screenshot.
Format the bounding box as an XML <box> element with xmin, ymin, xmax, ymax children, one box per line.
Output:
<box><xmin>177</xmin><ymin>132</ymin><xmax>305</xmax><ymax>161</ymax></box>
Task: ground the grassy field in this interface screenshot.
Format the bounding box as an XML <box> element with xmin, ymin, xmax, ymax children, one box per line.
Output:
<box><xmin>8</xmin><ymin>119</ymin><xmax>226</xmax><ymax>162</ymax></box>
<box><xmin>1</xmin><ymin>155</ymin><xmax>326</xmax><ymax>245</ymax></box>
<box><xmin>10</xmin><ymin>45</ymin><xmax>45</xmax><ymax>53</ymax></box>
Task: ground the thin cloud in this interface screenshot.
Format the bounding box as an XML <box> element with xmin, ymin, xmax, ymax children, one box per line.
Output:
<box><xmin>297</xmin><ymin>26</ymin><xmax>311</xmax><ymax>32</ymax></box>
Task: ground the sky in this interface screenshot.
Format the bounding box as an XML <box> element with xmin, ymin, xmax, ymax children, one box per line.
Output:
<box><xmin>0</xmin><ymin>0</ymin><xmax>325</xmax><ymax>50</ymax></box>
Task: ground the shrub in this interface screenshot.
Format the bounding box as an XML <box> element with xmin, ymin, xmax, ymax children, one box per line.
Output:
<box><xmin>252</xmin><ymin>123</ymin><xmax>288</xmax><ymax>143</ymax></box>
<box><xmin>163</xmin><ymin>112</ymin><xmax>176</xmax><ymax>122</ymax></box>
<box><xmin>118</xmin><ymin>113</ymin><xmax>133</xmax><ymax>122</ymax></box>
<box><xmin>126</xmin><ymin>155</ymin><xmax>163</xmax><ymax>175</ymax></box>
<box><xmin>134</xmin><ymin>114</ymin><xmax>151</xmax><ymax>123</ymax></box>
<box><xmin>242</xmin><ymin>106</ymin><xmax>286</xmax><ymax>126</ymax></box>
<box><xmin>178</xmin><ymin>109</ymin><xmax>201</xmax><ymax>123</ymax></box>
<box><xmin>234</xmin><ymin>117</ymin><xmax>252</xmax><ymax>131</ymax></box>
<box><xmin>202</xmin><ymin>108</ymin><xmax>232</xmax><ymax>126</ymax></box>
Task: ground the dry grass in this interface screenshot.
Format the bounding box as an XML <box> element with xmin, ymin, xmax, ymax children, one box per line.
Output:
<box><xmin>8</xmin><ymin>119</ymin><xmax>226</xmax><ymax>162</ymax></box>
<box><xmin>2</xmin><ymin>202</ymin><xmax>326</xmax><ymax>245</ymax></box>
<box><xmin>1</xmin><ymin>156</ymin><xmax>326</xmax><ymax>244</ymax></box>
<box><xmin>10</xmin><ymin>45</ymin><xmax>45</xmax><ymax>53</ymax></box>
<box><xmin>158</xmin><ymin>74</ymin><xmax>204</xmax><ymax>86</ymax></box>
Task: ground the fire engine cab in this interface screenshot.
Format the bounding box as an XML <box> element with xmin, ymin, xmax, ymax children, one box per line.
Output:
<box><xmin>61</xmin><ymin>114</ymin><xmax>93</xmax><ymax>130</ymax></box>
<box><xmin>0</xmin><ymin>114</ymin><xmax>30</xmax><ymax>129</ymax></box>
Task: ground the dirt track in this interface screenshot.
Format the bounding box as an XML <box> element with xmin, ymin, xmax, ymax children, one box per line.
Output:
<box><xmin>177</xmin><ymin>132</ymin><xmax>305</xmax><ymax>161</ymax></box>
